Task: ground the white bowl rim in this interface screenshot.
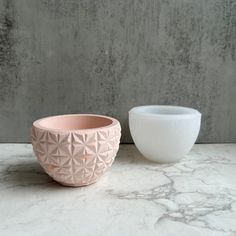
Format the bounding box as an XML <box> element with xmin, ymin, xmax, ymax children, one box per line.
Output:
<box><xmin>129</xmin><ymin>105</ymin><xmax>201</xmax><ymax>119</ymax></box>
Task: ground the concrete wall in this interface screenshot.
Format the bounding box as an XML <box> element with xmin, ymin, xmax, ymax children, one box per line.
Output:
<box><xmin>0</xmin><ymin>0</ymin><xmax>236</xmax><ymax>143</ymax></box>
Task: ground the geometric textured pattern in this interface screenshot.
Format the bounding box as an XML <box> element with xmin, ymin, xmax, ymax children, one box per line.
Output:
<box><xmin>32</xmin><ymin>123</ymin><xmax>121</xmax><ymax>187</ymax></box>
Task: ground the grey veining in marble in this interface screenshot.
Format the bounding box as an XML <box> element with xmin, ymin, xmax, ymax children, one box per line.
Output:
<box><xmin>0</xmin><ymin>144</ymin><xmax>236</xmax><ymax>236</ymax></box>
<box><xmin>0</xmin><ymin>0</ymin><xmax>236</xmax><ymax>143</ymax></box>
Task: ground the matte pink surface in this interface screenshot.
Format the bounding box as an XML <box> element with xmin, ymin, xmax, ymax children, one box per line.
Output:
<box><xmin>32</xmin><ymin>114</ymin><xmax>121</xmax><ymax>187</ymax></box>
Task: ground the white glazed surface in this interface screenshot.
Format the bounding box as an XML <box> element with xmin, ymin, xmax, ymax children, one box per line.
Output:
<box><xmin>129</xmin><ymin>105</ymin><xmax>201</xmax><ymax>163</ymax></box>
<box><xmin>0</xmin><ymin>144</ymin><xmax>236</xmax><ymax>236</ymax></box>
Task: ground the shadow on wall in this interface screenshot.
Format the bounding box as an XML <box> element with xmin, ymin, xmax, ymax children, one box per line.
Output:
<box><xmin>0</xmin><ymin>0</ymin><xmax>20</xmax><ymax>103</ymax></box>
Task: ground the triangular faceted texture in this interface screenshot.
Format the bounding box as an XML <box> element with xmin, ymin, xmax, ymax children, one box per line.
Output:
<box><xmin>32</xmin><ymin>123</ymin><xmax>121</xmax><ymax>186</ymax></box>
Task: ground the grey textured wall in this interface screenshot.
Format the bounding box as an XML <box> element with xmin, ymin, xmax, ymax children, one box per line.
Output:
<box><xmin>0</xmin><ymin>0</ymin><xmax>236</xmax><ymax>143</ymax></box>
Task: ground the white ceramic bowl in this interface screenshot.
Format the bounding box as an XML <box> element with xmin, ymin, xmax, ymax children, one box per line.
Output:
<box><xmin>129</xmin><ymin>105</ymin><xmax>201</xmax><ymax>163</ymax></box>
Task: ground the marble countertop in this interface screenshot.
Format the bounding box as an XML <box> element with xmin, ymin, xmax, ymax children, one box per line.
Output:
<box><xmin>0</xmin><ymin>144</ymin><xmax>236</xmax><ymax>236</ymax></box>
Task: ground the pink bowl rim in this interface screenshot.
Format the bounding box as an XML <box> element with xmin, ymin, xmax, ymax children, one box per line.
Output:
<box><xmin>33</xmin><ymin>114</ymin><xmax>119</xmax><ymax>132</ymax></box>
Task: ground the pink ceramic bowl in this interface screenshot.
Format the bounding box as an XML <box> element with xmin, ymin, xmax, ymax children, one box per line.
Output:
<box><xmin>32</xmin><ymin>114</ymin><xmax>121</xmax><ymax>187</ymax></box>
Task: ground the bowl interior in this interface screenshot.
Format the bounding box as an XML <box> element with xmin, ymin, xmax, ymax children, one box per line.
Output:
<box><xmin>37</xmin><ymin>115</ymin><xmax>113</xmax><ymax>130</ymax></box>
<box><xmin>130</xmin><ymin>105</ymin><xmax>200</xmax><ymax>116</ymax></box>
